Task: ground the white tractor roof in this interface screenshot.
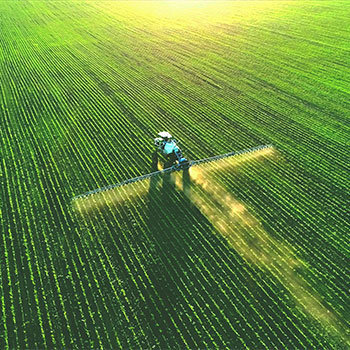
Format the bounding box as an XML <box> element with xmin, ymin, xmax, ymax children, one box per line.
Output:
<box><xmin>158</xmin><ymin>131</ymin><xmax>172</xmax><ymax>139</ymax></box>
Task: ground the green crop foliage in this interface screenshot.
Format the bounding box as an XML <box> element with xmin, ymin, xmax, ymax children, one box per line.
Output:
<box><xmin>1</xmin><ymin>1</ymin><xmax>349</xmax><ymax>349</ymax></box>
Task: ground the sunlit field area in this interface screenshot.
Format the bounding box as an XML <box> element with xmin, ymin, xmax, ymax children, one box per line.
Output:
<box><xmin>1</xmin><ymin>1</ymin><xmax>349</xmax><ymax>348</ymax></box>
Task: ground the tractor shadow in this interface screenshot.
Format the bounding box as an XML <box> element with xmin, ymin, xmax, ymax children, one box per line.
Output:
<box><xmin>137</xmin><ymin>156</ymin><xmax>251</xmax><ymax>348</ymax></box>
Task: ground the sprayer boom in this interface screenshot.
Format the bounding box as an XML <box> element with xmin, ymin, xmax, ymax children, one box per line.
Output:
<box><xmin>72</xmin><ymin>144</ymin><xmax>272</xmax><ymax>201</ymax></box>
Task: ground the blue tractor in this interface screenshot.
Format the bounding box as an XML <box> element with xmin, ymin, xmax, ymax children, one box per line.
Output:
<box><xmin>154</xmin><ymin>131</ymin><xmax>188</xmax><ymax>169</ymax></box>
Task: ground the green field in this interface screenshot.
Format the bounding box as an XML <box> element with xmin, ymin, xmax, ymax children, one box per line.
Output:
<box><xmin>1</xmin><ymin>1</ymin><xmax>349</xmax><ymax>348</ymax></box>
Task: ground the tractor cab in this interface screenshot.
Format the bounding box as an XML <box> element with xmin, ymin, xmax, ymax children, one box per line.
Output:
<box><xmin>154</xmin><ymin>131</ymin><xmax>188</xmax><ymax>167</ymax></box>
